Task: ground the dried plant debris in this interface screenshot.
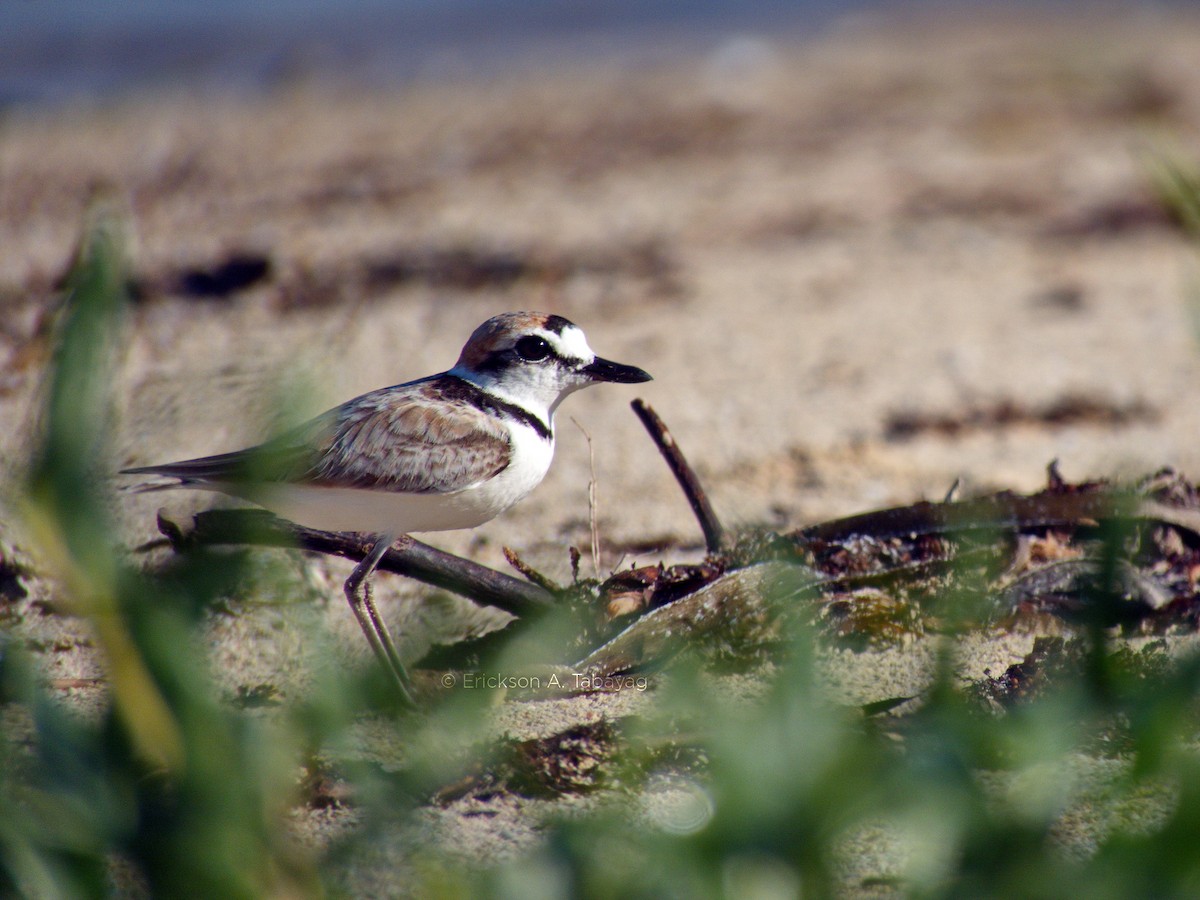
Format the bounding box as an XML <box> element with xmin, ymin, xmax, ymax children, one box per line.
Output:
<box><xmin>0</xmin><ymin>537</ymin><xmax>33</xmax><ymax>606</ymax></box>
<box><xmin>599</xmin><ymin>561</ymin><xmax>727</xmax><ymax>623</ymax></box>
<box><xmin>819</xmin><ymin>588</ymin><xmax>926</xmax><ymax>649</ymax></box>
<box><xmin>1043</xmin><ymin>195</ymin><xmax>1178</xmax><ymax>239</ymax></box>
<box><xmin>975</xmin><ymin>637</ymin><xmax>1077</xmax><ymax>709</ymax></box>
<box><xmin>788</xmin><ymin>467</ymin><xmax>1200</xmax><ymax>637</ymax></box>
<box><xmin>570</xmin><ymin>468</ymin><xmax>1200</xmax><ymax>672</ymax></box>
<box><xmin>228</xmin><ymin>682</ymin><xmax>283</xmax><ymax>709</ymax></box>
<box><xmin>298</xmin><ymin>758</ymin><xmax>356</xmax><ymax>811</ymax></box>
<box><xmin>502</xmin><ymin>721</ymin><xmax>622</xmax><ymax>798</ymax></box>
<box><xmin>434</xmin><ymin>721</ymin><xmax>623</xmax><ymax>803</ymax></box>
<box><xmin>417</xmin><ymin>466</ymin><xmax>1200</xmax><ymax>681</ymax></box>
<box><xmin>977</xmin><ymin>637</ymin><xmax>1176</xmax><ymax>710</ymax></box>
<box><xmin>433</xmin><ymin>718</ymin><xmax>707</xmax><ymax>804</ymax></box>
<box><xmin>172</xmin><ymin>252</ymin><xmax>272</xmax><ymax>299</ymax></box>
<box><xmin>1028</xmin><ymin>283</ymin><xmax>1087</xmax><ymax>313</ymax></box>
<box><xmin>996</xmin><ymin>559</ymin><xmax>1171</xmax><ymax>624</ymax></box>
<box><xmin>95</xmin><ymin>239</ymin><xmax>679</xmax><ymax>310</ymax></box>
<box><xmin>274</xmin><ymin>239</ymin><xmax>681</xmax><ymax>311</ymax></box>
<box><xmin>187</xmin><ymin>465</ymin><xmax>1200</xmax><ymax>678</ymax></box>
<box><xmin>884</xmin><ymin>394</ymin><xmax>1159</xmax><ymax>441</ymax></box>
<box><xmin>971</xmin><ymin>637</ymin><xmax>1186</xmax><ymax>757</ymax></box>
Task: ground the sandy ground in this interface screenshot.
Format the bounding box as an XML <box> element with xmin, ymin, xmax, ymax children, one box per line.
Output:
<box><xmin>4</xmin><ymin>7</ymin><xmax>1200</xmax><ymax>891</ymax></box>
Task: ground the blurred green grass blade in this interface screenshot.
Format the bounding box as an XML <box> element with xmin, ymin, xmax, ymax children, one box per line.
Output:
<box><xmin>26</xmin><ymin>188</ymin><xmax>130</xmax><ymax>590</ymax></box>
<box><xmin>1144</xmin><ymin>151</ymin><xmax>1200</xmax><ymax>349</ymax></box>
<box><xmin>29</xmin><ymin>188</ymin><xmax>129</xmax><ymax>525</ymax></box>
<box><xmin>1146</xmin><ymin>153</ymin><xmax>1200</xmax><ymax>239</ymax></box>
<box><xmin>21</xmin><ymin>192</ymin><xmax>185</xmax><ymax>773</ymax></box>
<box><xmin>9</xmin><ymin>195</ymin><xmax>327</xmax><ymax>896</ymax></box>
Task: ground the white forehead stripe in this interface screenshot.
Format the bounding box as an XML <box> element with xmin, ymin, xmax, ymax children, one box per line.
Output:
<box><xmin>553</xmin><ymin>324</ymin><xmax>595</xmax><ymax>363</ymax></box>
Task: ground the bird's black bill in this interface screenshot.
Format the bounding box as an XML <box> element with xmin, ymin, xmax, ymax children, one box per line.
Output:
<box><xmin>583</xmin><ymin>357</ymin><xmax>652</xmax><ymax>384</ymax></box>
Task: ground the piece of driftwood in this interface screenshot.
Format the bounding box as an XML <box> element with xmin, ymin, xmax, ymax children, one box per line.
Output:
<box><xmin>575</xmin><ymin>562</ymin><xmax>817</xmax><ymax>677</ymax></box>
<box><xmin>786</xmin><ymin>469</ymin><xmax>1197</xmax><ymax>583</ymax></box>
<box><xmin>168</xmin><ymin>508</ymin><xmax>555</xmax><ymax>618</ymax></box>
<box><xmin>794</xmin><ymin>489</ymin><xmax>1200</xmax><ymax>546</ymax></box>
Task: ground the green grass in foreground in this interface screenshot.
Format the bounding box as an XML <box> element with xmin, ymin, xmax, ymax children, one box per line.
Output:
<box><xmin>4</xmin><ymin>199</ymin><xmax>1200</xmax><ymax>898</ymax></box>
<box><xmin>1147</xmin><ymin>150</ymin><xmax>1200</xmax><ymax>347</ymax></box>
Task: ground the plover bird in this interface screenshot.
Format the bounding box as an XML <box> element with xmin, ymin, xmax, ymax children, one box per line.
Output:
<box><xmin>123</xmin><ymin>311</ymin><xmax>651</xmax><ymax>704</ymax></box>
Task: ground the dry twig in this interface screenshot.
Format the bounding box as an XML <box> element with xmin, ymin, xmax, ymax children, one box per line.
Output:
<box><xmin>571</xmin><ymin>416</ymin><xmax>602</xmax><ymax>577</ymax></box>
<box><xmin>630</xmin><ymin>398</ymin><xmax>725</xmax><ymax>553</ymax></box>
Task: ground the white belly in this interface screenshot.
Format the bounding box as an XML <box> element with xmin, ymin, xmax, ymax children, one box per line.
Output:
<box><xmin>226</xmin><ymin>428</ymin><xmax>555</xmax><ymax>537</ymax></box>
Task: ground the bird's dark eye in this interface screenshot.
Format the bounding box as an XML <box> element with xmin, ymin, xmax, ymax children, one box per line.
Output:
<box><xmin>515</xmin><ymin>335</ymin><xmax>551</xmax><ymax>362</ymax></box>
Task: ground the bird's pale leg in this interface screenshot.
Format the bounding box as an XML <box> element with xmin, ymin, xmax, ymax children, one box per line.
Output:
<box><xmin>344</xmin><ymin>533</ymin><xmax>415</xmax><ymax>707</ymax></box>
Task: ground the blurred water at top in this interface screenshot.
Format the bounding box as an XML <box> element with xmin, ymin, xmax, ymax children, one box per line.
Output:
<box><xmin>1</xmin><ymin>0</ymin><xmax>879</xmax><ymax>107</ymax></box>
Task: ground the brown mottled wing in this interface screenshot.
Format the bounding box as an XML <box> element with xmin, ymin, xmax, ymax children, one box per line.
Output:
<box><xmin>124</xmin><ymin>379</ymin><xmax>513</xmax><ymax>495</ymax></box>
<box><xmin>302</xmin><ymin>382</ymin><xmax>512</xmax><ymax>493</ymax></box>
